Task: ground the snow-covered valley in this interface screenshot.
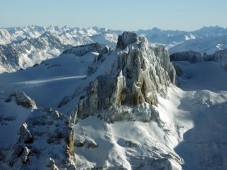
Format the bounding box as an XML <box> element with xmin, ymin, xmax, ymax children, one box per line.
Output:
<box><xmin>0</xmin><ymin>29</ymin><xmax>227</xmax><ymax>169</ymax></box>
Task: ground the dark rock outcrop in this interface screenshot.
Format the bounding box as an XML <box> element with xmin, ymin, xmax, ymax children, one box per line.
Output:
<box><xmin>62</xmin><ymin>43</ymin><xmax>112</xmax><ymax>56</ymax></box>
<box><xmin>20</xmin><ymin>146</ymin><xmax>30</xmax><ymax>164</ymax></box>
<box><xmin>116</xmin><ymin>31</ymin><xmax>138</xmax><ymax>50</ymax></box>
<box><xmin>170</xmin><ymin>51</ymin><xmax>204</xmax><ymax>63</ymax></box>
<box><xmin>5</xmin><ymin>91</ymin><xmax>37</xmax><ymax>109</ymax></box>
<box><xmin>19</xmin><ymin>123</ymin><xmax>33</xmax><ymax>144</ymax></box>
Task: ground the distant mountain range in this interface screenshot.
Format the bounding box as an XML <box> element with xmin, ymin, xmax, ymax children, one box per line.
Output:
<box><xmin>0</xmin><ymin>25</ymin><xmax>227</xmax><ymax>73</ymax></box>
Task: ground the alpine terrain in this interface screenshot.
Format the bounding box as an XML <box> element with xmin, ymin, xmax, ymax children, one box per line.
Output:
<box><xmin>1</xmin><ymin>26</ymin><xmax>227</xmax><ymax>74</ymax></box>
<box><xmin>0</xmin><ymin>27</ymin><xmax>227</xmax><ymax>170</ymax></box>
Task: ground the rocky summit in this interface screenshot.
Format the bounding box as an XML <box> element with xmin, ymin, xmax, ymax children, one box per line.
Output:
<box><xmin>76</xmin><ymin>31</ymin><xmax>175</xmax><ymax>121</ymax></box>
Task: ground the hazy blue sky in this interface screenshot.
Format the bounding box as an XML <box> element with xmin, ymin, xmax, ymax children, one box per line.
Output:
<box><xmin>1</xmin><ymin>0</ymin><xmax>226</xmax><ymax>31</ymax></box>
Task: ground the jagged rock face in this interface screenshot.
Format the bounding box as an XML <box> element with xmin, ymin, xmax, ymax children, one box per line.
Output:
<box><xmin>1</xmin><ymin>91</ymin><xmax>76</xmax><ymax>169</ymax></box>
<box><xmin>154</xmin><ymin>45</ymin><xmax>176</xmax><ymax>83</ymax></box>
<box><xmin>19</xmin><ymin>123</ymin><xmax>33</xmax><ymax>144</ymax></box>
<box><xmin>20</xmin><ymin>147</ymin><xmax>30</xmax><ymax>164</ymax></box>
<box><xmin>5</xmin><ymin>91</ymin><xmax>37</xmax><ymax>109</ymax></box>
<box><xmin>9</xmin><ymin>108</ymin><xmax>76</xmax><ymax>169</ymax></box>
<box><xmin>77</xmin><ymin>32</ymin><xmax>175</xmax><ymax>121</ymax></box>
<box><xmin>116</xmin><ymin>31</ymin><xmax>138</xmax><ymax>50</ymax></box>
<box><xmin>170</xmin><ymin>51</ymin><xmax>204</xmax><ymax>63</ymax></box>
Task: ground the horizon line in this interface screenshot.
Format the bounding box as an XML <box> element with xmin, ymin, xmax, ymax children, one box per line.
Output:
<box><xmin>0</xmin><ymin>25</ymin><xmax>227</xmax><ymax>32</ymax></box>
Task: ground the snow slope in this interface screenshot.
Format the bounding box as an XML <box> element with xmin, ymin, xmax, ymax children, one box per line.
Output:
<box><xmin>173</xmin><ymin>61</ymin><xmax>227</xmax><ymax>170</ymax></box>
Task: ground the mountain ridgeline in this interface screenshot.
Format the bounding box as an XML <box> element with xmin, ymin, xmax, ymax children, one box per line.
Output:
<box><xmin>1</xmin><ymin>25</ymin><xmax>227</xmax><ymax>73</ymax></box>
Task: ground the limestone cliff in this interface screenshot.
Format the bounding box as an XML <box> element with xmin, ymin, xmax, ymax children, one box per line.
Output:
<box><xmin>76</xmin><ymin>32</ymin><xmax>175</xmax><ymax>121</ymax></box>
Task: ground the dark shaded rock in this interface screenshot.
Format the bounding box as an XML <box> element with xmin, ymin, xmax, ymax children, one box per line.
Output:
<box><xmin>116</xmin><ymin>31</ymin><xmax>138</xmax><ymax>50</ymax></box>
<box><xmin>19</xmin><ymin>123</ymin><xmax>33</xmax><ymax>144</ymax></box>
<box><xmin>170</xmin><ymin>51</ymin><xmax>204</xmax><ymax>63</ymax></box>
<box><xmin>5</xmin><ymin>91</ymin><xmax>37</xmax><ymax>109</ymax></box>
<box><xmin>58</xmin><ymin>96</ymin><xmax>71</xmax><ymax>108</ymax></box>
<box><xmin>62</xmin><ymin>43</ymin><xmax>111</xmax><ymax>56</ymax></box>
<box><xmin>21</xmin><ymin>146</ymin><xmax>30</xmax><ymax>164</ymax></box>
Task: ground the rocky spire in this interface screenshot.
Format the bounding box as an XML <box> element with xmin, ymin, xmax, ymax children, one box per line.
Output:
<box><xmin>76</xmin><ymin>32</ymin><xmax>176</xmax><ymax>122</ymax></box>
<box><xmin>116</xmin><ymin>31</ymin><xmax>138</xmax><ymax>50</ymax></box>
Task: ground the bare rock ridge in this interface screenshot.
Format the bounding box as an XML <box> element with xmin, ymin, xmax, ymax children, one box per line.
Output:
<box><xmin>170</xmin><ymin>49</ymin><xmax>227</xmax><ymax>64</ymax></box>
<box><xmin>170</xmin><ymin>51</ymin><xmax>204</xmax><ymax>63</ymax></box>
<box><xmin>76</xmin><ymin>32</ymin><xmax>176</xmax><ymax>121</ymax></box>
<box><xmin>62</xmin><ymin>42</ymin><xmax>112</xmax><ymax>57</ymax></box>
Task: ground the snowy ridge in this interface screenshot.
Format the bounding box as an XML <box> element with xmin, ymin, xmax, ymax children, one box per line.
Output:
<box><xmin>0</xmin><ymin>26</ymin><xmax>120</xmax><ymax>73</ymax></box>
<box><xmin>1</xmin><ymin>25</ymin><xmax>227</xmax><ymax>74</ymax></box>
<box><xmin>138</xmin><ymin>26</ymin><xmax>227</xmax><ymax>54</ymax></box>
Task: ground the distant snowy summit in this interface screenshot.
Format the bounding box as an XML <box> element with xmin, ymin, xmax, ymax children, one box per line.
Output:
<box><xmin>0</xmin><ymin>26</ymin><xmax>120</xmax><ymax>73</ymax></box>
<box><xmin>138</xmin><ymin>26</ymin><xmax>227</xmax><ymax>55</ymax></box>
<box><xmin>0</xmin><ymin>25</ymin><xmax>227</xmax><ymax>73</ymax></box>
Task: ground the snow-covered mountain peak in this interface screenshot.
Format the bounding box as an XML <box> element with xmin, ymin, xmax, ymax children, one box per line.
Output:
<box><xmin>73</xmin><ymin>32</ymin><xmax>175</xmax><ymax>122</ymax></box>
